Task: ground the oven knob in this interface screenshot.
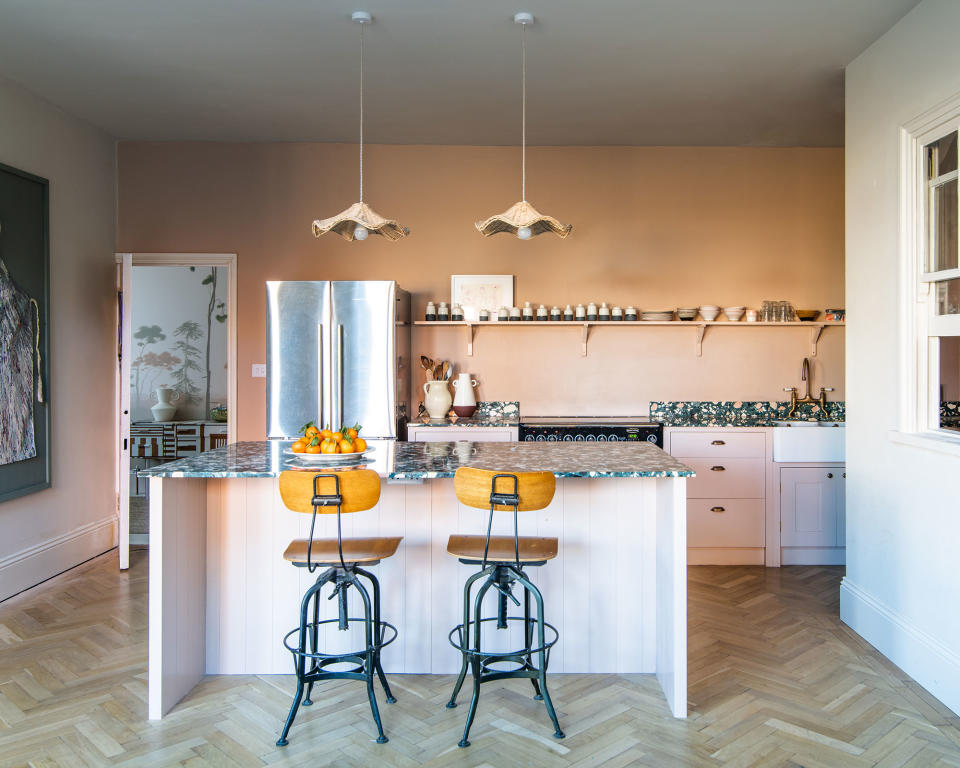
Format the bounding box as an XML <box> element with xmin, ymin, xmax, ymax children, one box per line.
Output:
<box><xmin>597</xmin><ymin>434</ymin><xmax>607</xmax><ymax>441</ymax></box>
<box><xmin>574</xmin><ymin>434</ymin><xmax>585</xmax><ymax>441</ymax></box>
<box><xmin>646</xmin><ymin>434</ymin><xmax>659</xmax><ymax>444</ymax></box>
<box><xmin>536</xmin><ymin>435</ymin><xmax>546</xmax><ymax>441</ymax></box>
<box><xmin>563</xmin><ymin>434</ymin><xmax>573</xmax><ymax>441</ymax></box>
<box><xmin>524</xmin><ymin>435</ymin><xmax>536</xmax><ymax>441</ymax></box>
<box><xmin>608</xmin><ymin>434</ymin><xmax>619</xmax><ymax>442</ymax></box>
<box><xmin>586</xmin><ymin>434</ymin><xmax>596</xmax><ymax>441</ymax></box>
<box><xmin>548</xmin><ymin>434</ymin><xmax>558</xmax><ymax>441</ymax></box>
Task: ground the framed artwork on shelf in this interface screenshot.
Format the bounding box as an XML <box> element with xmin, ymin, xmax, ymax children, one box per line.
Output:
<box><xmin>0</xmin><ymin>161</ymin><xmax>50</xmax><ymax>503</ymax></box>
<box><xmin>451</xmin><ymin>274</ymin><xmax>514</xmax><ymax>322</ymax></box>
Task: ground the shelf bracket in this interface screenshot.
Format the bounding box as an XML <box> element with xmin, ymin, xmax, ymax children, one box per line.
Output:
<box><xmin>581</xmin><ymin>323</ymin><xmax>590</xmax><ymax>356</ymax></box>
<box><xmin>809</xmin><ymin>324</ymin><xmax>825</xmax><ymax>357</ymax></box>
<box><xmin>464</xmin><ymin>322</ymin><xmax>476</xmax><ymax>356</ymax></box>
<box><xmin>695</xmin><ymin>324</ymin><xmax>707</xmax><ymax>357</ymax></box>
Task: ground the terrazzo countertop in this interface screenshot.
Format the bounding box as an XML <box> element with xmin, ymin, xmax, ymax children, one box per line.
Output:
<box><xmin>139</xmin><ymin>439</ymin><xmax>694</xmax><ymax>480</ymax></box>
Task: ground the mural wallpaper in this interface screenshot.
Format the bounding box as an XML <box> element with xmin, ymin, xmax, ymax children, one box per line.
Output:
<box><xmin>130</xmin><ymin>266</ymin><xmax>228</xmax><ymax>422</ymax></box>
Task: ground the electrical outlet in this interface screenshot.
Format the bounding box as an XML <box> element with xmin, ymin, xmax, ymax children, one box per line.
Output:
<box><xmin>251</xmin><ymin>363</ymin><xmax>266</xmax><ymax>378</ymax></box>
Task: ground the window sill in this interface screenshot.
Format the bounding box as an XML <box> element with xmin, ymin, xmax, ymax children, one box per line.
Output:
<box><xmin>888</xmin><ymin>430</ymin><xmax>960</xmax><ymax>458</ymax></box>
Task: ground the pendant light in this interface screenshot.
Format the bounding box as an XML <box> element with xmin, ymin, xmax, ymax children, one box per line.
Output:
<box><xmin>476</xmin><ymin>12</ymin><xmax>571</xmax><ymax>239</ymax></box>
<box><xmin>312</xmin><ymin>11</ymin><xmax>409</xmax><ymax>242</ymax></box>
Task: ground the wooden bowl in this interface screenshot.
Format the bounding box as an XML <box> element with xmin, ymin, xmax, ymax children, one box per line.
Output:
<box><xmin>796</xmin><ymin>309</ymin><xmax>820</xmax><ymax>322</ymax></box>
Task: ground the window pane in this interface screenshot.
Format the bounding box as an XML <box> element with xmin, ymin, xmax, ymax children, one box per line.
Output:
<box><xmin>927</xmin><ymin>132</ymin><xmax>958</xmax><ymax>179</ymax></box>
<box><xmin>936</xmin><ymin>278</ymin><xmax>960</xmax><ymax>315</ymax></box>
<box><xmin>929</xmin><ymin>179</ymin><xmax>958</xmax><ymax>272</ymax></box>
<box><xmin>939</xmin><ymin>336</ymin><xmax>960</xmax><ymax>433</ymax></box>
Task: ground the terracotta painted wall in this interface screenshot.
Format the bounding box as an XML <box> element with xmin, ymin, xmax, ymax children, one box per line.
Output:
<box><xmin>117</xmin><ymin>143</ymin><xmax>844</xmax><ymax>437</ymax></box>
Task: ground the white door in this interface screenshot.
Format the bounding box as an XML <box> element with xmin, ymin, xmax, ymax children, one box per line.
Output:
<box><xmin>780</xmin><ymin>467</ymin><xmax>840</xmax><ymax>548</ymax></box>
<box><xmin>116</xmin><ymin>253</ymin><xmax>132</xmax><ymax>569</ymax></box>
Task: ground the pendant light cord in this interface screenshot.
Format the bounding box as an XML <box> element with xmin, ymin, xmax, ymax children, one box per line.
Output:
<box><xmin>521</xmin><ymin>20</ymin><xmax>526</xmax><ymax>203</ymax></box>
<box><xmin>359</xmin><ymin>20</ymin><xmax>365</xmax><ymax>203</ymax></box>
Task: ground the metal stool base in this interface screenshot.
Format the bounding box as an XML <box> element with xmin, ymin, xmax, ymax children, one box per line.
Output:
<box><xmin>276</xmin><ymin>565</ymin><xmax>397</xmax><ymax>747</ymax></box>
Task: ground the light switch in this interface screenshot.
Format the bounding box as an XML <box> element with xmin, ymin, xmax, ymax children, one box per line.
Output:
<box><xmin>251</xmin><ymin>363</ymin><xmax>266</xmax><ymax>378</ymax></box>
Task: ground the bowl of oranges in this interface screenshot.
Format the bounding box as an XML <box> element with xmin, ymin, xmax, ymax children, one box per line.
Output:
<box><xmin>285</xmin><ymin>422</ymin><xmax>373</xmax><ymax>464</ymax></box>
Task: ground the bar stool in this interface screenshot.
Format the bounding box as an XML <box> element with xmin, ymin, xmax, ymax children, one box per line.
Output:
<box><xmin>276</xmin><ymin>469</ymin><xmax>401</xmax><ymax>747</ymax></box>
<box><xmin>445</xmin><ymin>467</ymin><xmax>564</xmax><ymax>748</ymax></box>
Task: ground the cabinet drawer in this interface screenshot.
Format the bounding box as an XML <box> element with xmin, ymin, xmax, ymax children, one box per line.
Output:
<box><xmin>687</xmin><ymin>499</ymin><xmax>765</xmax><ymax>548</ymax></box>
<box><xmin>408</xmin><ymin>427</ymin><xmax>516</xmax><ymax>442</ymax></box>
<box><xmin>684</xmin><ymin>458</ymin><xmax>764</xmax><ymax>498</ymax></box>
<box><xmin>670</xmin><ymin>431</ymin><xmax>765</xmax><ymax>459</ymax></box>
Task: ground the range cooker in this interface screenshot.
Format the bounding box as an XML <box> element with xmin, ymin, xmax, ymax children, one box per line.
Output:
<box><xmin>519</xmin><ymin>417</ymin><xmax>663</xmax><ymax>446</ymax></box>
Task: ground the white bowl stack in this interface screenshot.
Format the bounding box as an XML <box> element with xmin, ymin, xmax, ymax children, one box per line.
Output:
<box><xmin>699</xmin><ymin>305</ymin><xmax>720</xmax><ymax>322</ymax></box>
<box><xmin>723</xmin><ymin>306</ymin><xmax>745</xmax><ymax>322</ymax></box>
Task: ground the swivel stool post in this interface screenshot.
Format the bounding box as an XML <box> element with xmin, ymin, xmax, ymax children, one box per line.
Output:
<box><xmin>276</xmin><ymin>469</ymin><xmax>401</xmax><ymax>746</ymax></box>
<box><xmin>445</xmin><ymin>467</ymin><xmax>564</xmax><ymax>747</ymax></box>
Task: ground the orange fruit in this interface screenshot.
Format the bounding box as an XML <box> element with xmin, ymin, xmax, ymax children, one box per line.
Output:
<box><xmin>346</xmin><ymin>427</ymin><xmax>358</xmax><ymax>439</ymax></box>
<box><xmin>321</xmin><ymin>428</ymin><xmax>333</xmax><ymax>439</ymax></box>
<box><xmin>332</xmin><ymin>431</ymin><xmax>343</xmax><ymax>442</ymax></box>
<box><xmin>290</xmin><ymin>441</ymin><xmax>306</xmax><ymax>453</ymax></box>
<box><xmin>353</xmin><ymin>437</ymin><xmax>367</xmax><ymax>453</ymax></box>
<box><xmin>320</xmin><ymin>438</ymin><xmax>339</xmax><ymax>454</ymax></box>
<box><xmin>305</xmin><ymin>443</ymin><xmax>322</xmax><ymax>454</ymax></box>
<box><xmin>338</xmin><ymin>438</ymin><xmax>355</xmax><ymax>453</ymax></box>
<box><xmin>305</xmin><ymin>426</ymin><xmax>320</xmax><ymax>438</ymax></box>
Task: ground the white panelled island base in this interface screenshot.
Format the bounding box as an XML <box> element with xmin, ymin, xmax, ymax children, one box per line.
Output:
<box><xmin>142</xmin><ymin>440</ymin><xmax>692</xmax><ymax>722</ymax></box>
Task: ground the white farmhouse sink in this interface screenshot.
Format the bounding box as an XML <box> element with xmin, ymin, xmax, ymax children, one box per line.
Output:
<box><xmin>772</xmin><ymin>421</ymin><xmax>845</xmax><ymax>462</ymax></box>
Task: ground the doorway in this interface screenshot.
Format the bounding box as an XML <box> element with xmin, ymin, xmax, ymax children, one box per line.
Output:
<box><xmin>115</xmin><ymin>253</ymin><xmax>237</xmax><ymax>569</ymax></box>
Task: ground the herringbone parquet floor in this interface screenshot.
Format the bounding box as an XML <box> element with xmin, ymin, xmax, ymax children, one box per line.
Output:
<box><xmin>1</xmin><ymin>550</ymin><xmax>959</xmax><ymax>767</ymax></box>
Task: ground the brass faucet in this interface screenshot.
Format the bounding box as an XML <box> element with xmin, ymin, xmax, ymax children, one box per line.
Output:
<box><xmin>783</xmin><ymin>357</ymin><xmax>834</xmax><ymax>418</ymax></box>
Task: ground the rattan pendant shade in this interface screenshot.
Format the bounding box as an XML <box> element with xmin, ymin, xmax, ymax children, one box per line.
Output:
<box><xmin>312</xmin><ymin>12</ymin><xmax>408</xmax><ymax>242</ymax></box>
<box><xmin>476</xmin><ymin>13</ymin><xmax>570</xmax><ymax>240</ymax></box>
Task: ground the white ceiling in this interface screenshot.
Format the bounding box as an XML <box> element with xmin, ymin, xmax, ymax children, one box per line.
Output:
<box><xmin>0</xmin><ymin>0</ymin><xmax>920</xmax><ymax>146</ymax></box>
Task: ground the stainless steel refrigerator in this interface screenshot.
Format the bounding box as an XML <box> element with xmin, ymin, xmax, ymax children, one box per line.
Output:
<box><xmin>266</xmin><ymin>281</ymin><xmax>410</xmax><ymax>439</ymax></box>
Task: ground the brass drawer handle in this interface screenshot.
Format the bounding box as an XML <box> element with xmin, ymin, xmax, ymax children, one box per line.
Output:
<box><xmin>711</xmin><ymin>506</ymin><xmax>725</xmax><ymax>513</ymax></box>
<box><xmin>710</xmin><ymin>465</ymin><xmax>725</xmax><ymax>472</ymax></box>
<box><xmin>711</xmin><ymin>440</ymin><xmax>725</xmax><ymax>445</ymax></box>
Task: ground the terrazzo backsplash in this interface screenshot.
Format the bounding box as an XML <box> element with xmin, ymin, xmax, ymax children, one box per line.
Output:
<box><xmin>474</xmin><ymin>401</ymin><xmax>519</xmax><ymax>420</ymax></box>
<box><xmin>650</xmin><ymin>400</ymin><xmax>846</xmax><ymax>427</ymax></box>
<box><xmin>942</xmin><ymin>401</ymin><xmax>960</xmax><ymax>428</ymax></box>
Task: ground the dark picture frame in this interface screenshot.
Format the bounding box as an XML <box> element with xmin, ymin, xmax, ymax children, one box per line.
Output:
<box><xmin>0</xmin><ymin>161</ymin><xmax>51</xmax><ymax>503</ymax></box>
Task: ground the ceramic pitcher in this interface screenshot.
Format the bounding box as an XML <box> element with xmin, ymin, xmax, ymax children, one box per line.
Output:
<box><xmin>423</xmin><ymin>380</ymin><xmax>452</xmax><ymax>420</ymax></box>
<box><xmin>151</xmin><ymin>387</ymin><xmax>180</xmax><ymax>422</ymax></box>
<box><xmin>452</xmin><ymin>373</ymin><xmax>478</xmax><ymax>417</ymax></box>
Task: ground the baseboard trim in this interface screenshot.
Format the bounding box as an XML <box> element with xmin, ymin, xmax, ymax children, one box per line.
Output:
<box><xmin>782</xmin><ymin>547</ymin><xmax>846</xmax><ymax>566</ymax></box>
<box><xmin>841</xmin><ymin>577</ymin><xmax>960</xmax><ymax>716</ymax></box>
<box><xmin>0</xmin><ymin>516</ymin><xmax>118</xmax><ymax>602</ymax></box>
<box><xmin>688</xmin><ymin>547</ymin><xmax>765</xmax><ymax>565</ymax></box>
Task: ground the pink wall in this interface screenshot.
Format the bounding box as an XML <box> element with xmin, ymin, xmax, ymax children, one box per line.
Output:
<box><xmin>117</xmin><ymin>143</ymin><xmax>844</xmax><ymax>436</ymax></box>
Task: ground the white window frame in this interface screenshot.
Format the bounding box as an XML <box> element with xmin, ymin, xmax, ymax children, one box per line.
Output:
<box><xmin>896</xmin><ymin>93</ymin><xmax>960</xmax><ymax>452</ymax></box>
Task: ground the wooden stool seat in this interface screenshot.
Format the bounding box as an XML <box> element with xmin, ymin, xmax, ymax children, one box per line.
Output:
<box><xmin>284</xmin><ymin>536</ymin><xmax>402</xmax><ymax>566</ymax></box>
<box><xmin>446</xmin><ymin>534</ymin><xmax>558</xmax><ymax>563</ymax></box>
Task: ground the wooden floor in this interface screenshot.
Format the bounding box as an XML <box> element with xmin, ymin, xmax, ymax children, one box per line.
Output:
<box><xmin>1</xmin><ymin>552</ymin><xmax>959</xmax><ymax>767</ymax></box>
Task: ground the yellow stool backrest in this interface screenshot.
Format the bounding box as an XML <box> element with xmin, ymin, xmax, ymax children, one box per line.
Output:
<box><xmin>279</xmin><ymin>469</ymin><xmax>381</xmax><ymax>514</ymax></box>
<box><xmin>454</xmin><ymin>467</ymin><xmax>555</xmax><ymax>512</ymax></box>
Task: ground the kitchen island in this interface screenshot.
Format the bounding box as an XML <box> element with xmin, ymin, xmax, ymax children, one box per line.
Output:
<box><xmin>141</xmin><ymin>440</ymin><xmax>693</xmax><ymax>722</ymax></box>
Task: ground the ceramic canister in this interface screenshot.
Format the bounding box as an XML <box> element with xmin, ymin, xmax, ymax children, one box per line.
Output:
<box><xmin>575</xmin><ymin>304</ymin><xmax>586</xmax><ymax>320</ymax></box>
<box><xmin>522</xmin><ymin>301</ymin><xmax>534</xmax><ymax>321</ymax></box>
<box><xmin>612</xmin><ymin>306</ymin><xmax>623</xmax><ymax>321</ymax></box>
<box><xmin>599</xmin><ymin>302</ymin><xmax>611</xmax><ymax>321</ymax></box>
<box><xmin>478</xmin><ymin>308</ymin><xmax>490</xmax><ymax>321</ymax></box>
<box><xmin>536</xmin><ymin>304</ymin><xmax>548</xmax><ymax>321</ymax></box>
<box><xmin>510</xmin><ymin>306</ymin><xmax>522</xmax><ymax>321</ymax></box>
<box><xmin>586</xmin><ymin>302</ymin><xmax>598</xmax><ymax>321</ymax></box>
<box><xmin>425</xmin><ymin>301</ymin><xmax>437</xmax><ymax>321</ymax></box>
<box><xmin>550</xmin><ymin>306</ymin><xmax>562</xmax><ymax>321</ymax></box>
<box><xmin>451</xmin><ymin>303</ymin><xmax>464</xmax><ymax>321</ymax></box>
<box><xmin>438</xmin><ymin>302</ymin><xmax>450</xmax><ymax>320</ymax></box>
<box><xmin>625</xmin><ymin>306</ymin><xmax>638</xmax><ymax>321</ymax></box>
<box><xmin>497</xmin><ymin>306</ymin><xmax>509</xmax><ymax>322</ymax></box>
<box><xmin>564</xmin><ymin>305</ymin><xmax>574</xmax><ymax>321</ymax></box>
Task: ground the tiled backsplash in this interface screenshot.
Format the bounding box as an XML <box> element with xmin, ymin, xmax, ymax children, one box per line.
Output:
<box><xmin>474</xmin><ymin>401</ymin><xmax>520</xmax><ymax>420</ymax></box>
<box><xmin>650</xmin><ymin>400</ymin><xmax>846</xmax><ymax>427</ymax></box>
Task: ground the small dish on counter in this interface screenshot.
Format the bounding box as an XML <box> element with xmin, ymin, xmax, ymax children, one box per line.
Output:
<box><xmin>796</xmin><ymin>309</ymin><xmax>820</xmax><ymax>321</ymax></box>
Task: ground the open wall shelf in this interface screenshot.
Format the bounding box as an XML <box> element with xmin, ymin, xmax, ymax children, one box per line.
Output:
<box><xmin>413</xmin><ymin>320</ymin><xmax>845</xmax><ymax>357</ymax></box>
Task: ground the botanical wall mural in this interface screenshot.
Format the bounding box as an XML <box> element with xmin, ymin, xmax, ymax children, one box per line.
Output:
<box><xmin>130</xmin><ymin>266</ymin><xmax>227</xmax><ymax>421</ymax></box>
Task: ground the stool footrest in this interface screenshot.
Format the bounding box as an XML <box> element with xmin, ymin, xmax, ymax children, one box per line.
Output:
<box><xmin>448</xmin><ymin>616</ymin><xmax>559</xmax><ymax>658</ymax></box>
<box><xmin>283</xmin><ymin>618</ymin><xmax>398</xmax><ymax>664</ymax></box>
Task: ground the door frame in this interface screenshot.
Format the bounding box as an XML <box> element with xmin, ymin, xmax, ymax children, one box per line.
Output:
<box><xmin>115</xmin><ymin>252</ymin><xmax>238</xmax><ymax>568</ymax></box>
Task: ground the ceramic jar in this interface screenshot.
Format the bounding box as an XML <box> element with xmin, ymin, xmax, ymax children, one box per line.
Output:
<box><xmin>451</xmin><ymin>303</ymin><xmax>464</xmax><ymax>321</ymax></box>
<box><xmin>423</xmin><ymin>380</ymin><xmax>452</xmax><ymax>419</ymax></box>
<box><xmin>599</xmin><ymin>302</ymin><xmax>611</xmax><ymax>321</ymax></box>
<box><xmin>587</xmin><ymin>302</ymin><xmax>598</xmax><ymax>321</ymax></box>
<box><xmin>452</xmin><ymin>373</ymin><xmax>478</xmax><ymax>417</ymax></box>
<box><xmin>438</xmin><ymin>302</ymin><xmax>450</xmax><ymax>321</ymax></box>
<box><xmin>522</xmin><ymin>301</ymin><xmax>534</xmax><ymax>321</ymax></box>
<box><xmin>564</xmin><ymin>305</ymin><xmax>574</xmax><ymax>321</ymax></box>
<box><xmin>575</xmin><ymin>304</ymin><xmax>586</xmax><ymax>320</ymax></box>
<box><xmin>425</xmin><ymin>301</ymin><xmax>437</xmax><ymax>321</ymax></box>
<box><xmin>536</xmin><ymin>304</ymin><xmax>548</xmax><ymax>321</ymax></box>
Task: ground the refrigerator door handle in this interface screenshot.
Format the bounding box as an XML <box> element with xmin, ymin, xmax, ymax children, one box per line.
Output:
<box><xmin>337</xmin><ymin>323</ymin><xmax>344</xmax><ymax>428</ymax></box>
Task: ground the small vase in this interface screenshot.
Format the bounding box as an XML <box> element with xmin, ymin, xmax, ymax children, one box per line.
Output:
<box><xmin>452</xmin><ymin>373</ymin><xmax>478</xmax><ymax>417</ymax></box>
<box><xmin>423</xmin><ymin>380</ymin><xmax>453</xmax><ymax>420</ymax></box>
<box><xmin>151</xmin><ymin>388</ymin><xmax>180</xmax><ymax>422</ymax></box>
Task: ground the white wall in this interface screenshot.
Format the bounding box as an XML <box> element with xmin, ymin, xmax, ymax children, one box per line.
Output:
<box><xmin>843</xmin><ymin>0</ymin><xmax>960</xmax><ymax>716</ymax></box>
<box><xmin>131</xmin><ymin>266</ymin><xmax>228</xmax><ymax>421</ymax></box>
<box><xmin>0</xmin><ymin>77</ymin><xmax>117</xmax><ymax>600</ymax></box>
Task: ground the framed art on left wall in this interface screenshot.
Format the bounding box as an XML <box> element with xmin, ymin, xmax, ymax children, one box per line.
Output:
<box><xmin>0</xmin><ymin>162</ymin><xmax>50</xmax><ymax>503</ymax></box>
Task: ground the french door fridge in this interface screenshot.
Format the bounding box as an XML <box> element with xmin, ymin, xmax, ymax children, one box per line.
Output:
<box><xmin>266</xmin><ymin>281</ymin><xmax>410</xmax><ymax>439</ymax></box>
